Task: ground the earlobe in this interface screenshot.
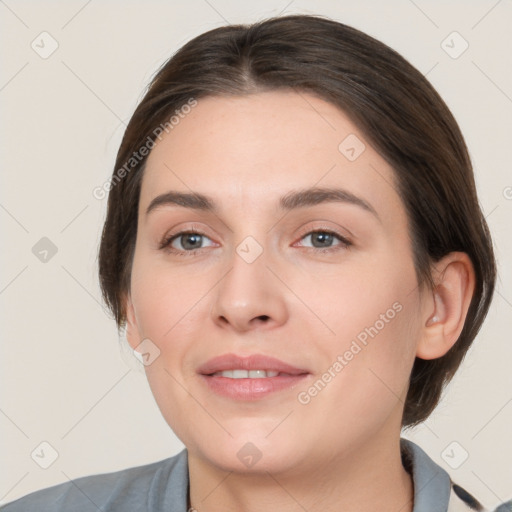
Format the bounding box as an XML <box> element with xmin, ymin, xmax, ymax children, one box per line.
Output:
<box><xmin>416</xmin><ymin>252</ymin><xmax>475</xmax><ymax>360</ymax></box>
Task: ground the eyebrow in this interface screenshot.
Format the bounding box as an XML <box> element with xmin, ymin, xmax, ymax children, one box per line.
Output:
<box><xmin>145</xmin><ymin>186</ymin><xmax>380</xmax><ymax>221</ymax></box>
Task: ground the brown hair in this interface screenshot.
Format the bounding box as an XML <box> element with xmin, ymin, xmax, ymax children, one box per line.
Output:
<box><xmin>97</xmin><ymin>14</ymin><xmax>496</xmax><ymax>428</ymax></box>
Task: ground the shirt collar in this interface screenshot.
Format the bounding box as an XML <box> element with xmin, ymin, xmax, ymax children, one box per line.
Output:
<box><xmin>165</xmin><ymin>438</ymin><xmax>453</xmax><ymax>511</ymax></box>
<box><xmin>401</xmin><ymin>437</ymin><xmax>452</xmax><ymax>512</ymax></box>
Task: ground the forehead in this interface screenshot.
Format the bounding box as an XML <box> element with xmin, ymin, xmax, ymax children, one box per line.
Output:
<box><xmin>139</xmin><ymin>91</ymin><xmax>404</xmax><ymax>223</ymax></box>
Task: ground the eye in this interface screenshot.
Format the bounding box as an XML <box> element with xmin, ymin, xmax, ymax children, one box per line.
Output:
<box><xmin>159</xmin><ymin>229</ymin><xmax>216</xmax><ymax>256</ymax></box>
<box><xmin>159</xmin><ymin>227</ymin><xmax>352</xmax><ymax>257</ymax></box>
<box><xmin>296</xmin><ymin>229</ymin><xmax>352</xmax><ymax>252</ymax></box>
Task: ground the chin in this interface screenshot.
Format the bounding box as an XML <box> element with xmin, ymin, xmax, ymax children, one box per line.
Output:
<box><xmin>208</xmin><ymin>442</ymin><xmax>302</xmax><ymax>475</ymax></box>
<box><xmin>185</xmin><ymin>425</ymin><xmax>307</xmax><ymax>475</ymax></box>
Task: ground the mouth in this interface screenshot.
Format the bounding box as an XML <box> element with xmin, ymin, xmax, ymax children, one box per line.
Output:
<box><xmin>198</xmin><ymin>354</ymin><xmax>310</xmax><ymax>400</ymax></box>
<box><xmin>211</xmin><ymin>369</ymin><xmax>285</xmax><ymax>378</ymax></box>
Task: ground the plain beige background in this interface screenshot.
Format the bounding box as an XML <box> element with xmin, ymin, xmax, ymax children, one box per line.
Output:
<box><xmin>1</xmin><ymin>0</ymin><xmax>511</xmax><ymax>508</ymax></box>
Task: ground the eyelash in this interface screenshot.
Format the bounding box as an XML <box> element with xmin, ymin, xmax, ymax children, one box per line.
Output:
<box><xmin>158</xmin><ymin>227</ymin><xmax>352</xmax><ymax>257</ymax></box>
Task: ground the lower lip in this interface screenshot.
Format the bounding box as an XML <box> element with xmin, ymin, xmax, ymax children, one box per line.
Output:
<box><xmin>200</xmin><ymin>374</ymin><xmax>309</xmax><ymax>400</ymax></box>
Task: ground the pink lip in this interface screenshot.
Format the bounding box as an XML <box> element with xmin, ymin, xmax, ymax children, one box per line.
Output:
<box><xmin>198</xmin><ymin>353</ymin><xmax>310</xmax><ymax>401</ymax></box>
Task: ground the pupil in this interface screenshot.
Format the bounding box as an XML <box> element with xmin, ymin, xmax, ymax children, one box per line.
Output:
<box><xmin>182</xmin><ymin>234</ymin><xmax>201</xmax><ymax>250</ymax></box>
<box><xmin>313</xmin><ymin>232</ymin><xmax>332</xmax><ymax>247</ymax></box>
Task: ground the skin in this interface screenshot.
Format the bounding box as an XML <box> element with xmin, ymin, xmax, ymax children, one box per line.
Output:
<box><xmin>124</xmin><ymin>90</ymin><xmax>475</xmax><ymax>512</ymax></box>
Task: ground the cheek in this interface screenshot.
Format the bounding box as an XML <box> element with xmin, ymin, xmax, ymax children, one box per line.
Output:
<box><xmin>130</xmin><ymin>251</ymin><xmax>213</xmax><ymax>342</ymax></box>
<box><xmin>289</xmin><ymin>248</ymin><xmax>415</xmax><ymax>346</ymax></box>
<box><xmin>143</xmin><ymin>362</ymin><xmax>201</xmax><ymax>448</ymax></box>
<box><xmin>296</xmin><ymin>307</ymin><xmax>418</xmax><ymax>445</ymax></box>
<box><xmin>131</xmin><ymin>261</ymin><xmax>209</xmax><ymax>442</ymax></box>
<box><xmin>294</xmin><ymin>251</ymin><xmax>420</xmax><ymax>407</ymax></box>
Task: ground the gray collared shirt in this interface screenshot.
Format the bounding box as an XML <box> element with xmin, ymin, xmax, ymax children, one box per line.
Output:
<box><xmin>2</xmin><ymin>438</ymin><xmax>508</xmax><ymax>511</ymax></box>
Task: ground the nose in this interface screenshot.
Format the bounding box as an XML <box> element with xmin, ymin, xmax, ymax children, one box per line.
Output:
<box><xmin>210</xmin><ymin>242</ymin><xmax>289</xmax><ymax>333</ymax></box>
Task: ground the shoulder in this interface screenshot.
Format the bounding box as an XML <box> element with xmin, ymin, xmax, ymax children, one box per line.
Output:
<box><xmin>1</xmin><ymin>449</ymin><xmax>189</xmax><ymax>512</ymax></box>
<box><xmin>400</xmin><ymin>438</ymin><xmax>511</xmax><ymax>512</ymax></box>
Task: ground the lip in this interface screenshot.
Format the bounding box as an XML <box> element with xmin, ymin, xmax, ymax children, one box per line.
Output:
<box><xmin>198</xmin><ymin>353</ymin><xmax>308</xmax><ymax>375</ymax></box>
<box><xmin>198</xmin><ymin>353</ymin><xmax>310</xmax><ymax>401</ymax></box>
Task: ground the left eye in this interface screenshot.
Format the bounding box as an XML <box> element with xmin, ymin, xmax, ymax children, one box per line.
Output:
<box><xmin>297</xmin><ymin>230</ymin><xmax>351</xmax><ymax>250</ymax></box>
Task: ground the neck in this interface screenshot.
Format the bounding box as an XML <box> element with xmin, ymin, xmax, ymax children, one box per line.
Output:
<box><xmin>187</xmin><ymin>431</ymin><xmax>414</xmax><ymax>512</ymax></box>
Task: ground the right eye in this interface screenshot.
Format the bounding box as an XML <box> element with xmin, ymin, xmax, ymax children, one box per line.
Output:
<box><xmin>159</xmin><ymin>229</ymin><xmax>216</xmax><ymax>256</ymax></box>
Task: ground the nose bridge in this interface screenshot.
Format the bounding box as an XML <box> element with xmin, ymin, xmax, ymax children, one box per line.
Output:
<box><xmin>210</xmin><ymin>232</ymin><xmax>288</xmax><ymax>331</ymax></box>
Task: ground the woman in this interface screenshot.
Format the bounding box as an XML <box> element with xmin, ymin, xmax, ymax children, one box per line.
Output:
<box><xmin>3</xmin><ymin>13</ymin><xmax>509</xmax><ymax>512</ymax></box>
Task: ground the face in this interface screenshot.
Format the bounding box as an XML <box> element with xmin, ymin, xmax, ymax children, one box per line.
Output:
<box><xmin>125</xmin><ymin>90</ymin><xmax>427</xmax><ymax>475</ymax></box>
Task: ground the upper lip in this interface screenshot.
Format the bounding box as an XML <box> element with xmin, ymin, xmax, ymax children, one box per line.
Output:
<box><xmin>198</xmin><ymin>354</ymin><xmax>309</xmax><ymax>376</ymax></box>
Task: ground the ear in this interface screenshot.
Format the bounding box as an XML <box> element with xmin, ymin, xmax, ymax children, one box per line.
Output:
<box><xmin>124</xmin><ymin>293</ymin><xmax>142</xmax><ymax>351</ymax></box>
<box><xmin>416</xmin><ymin>252</ymin><xmax>476</xmax><ymax>360</ymax></box>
